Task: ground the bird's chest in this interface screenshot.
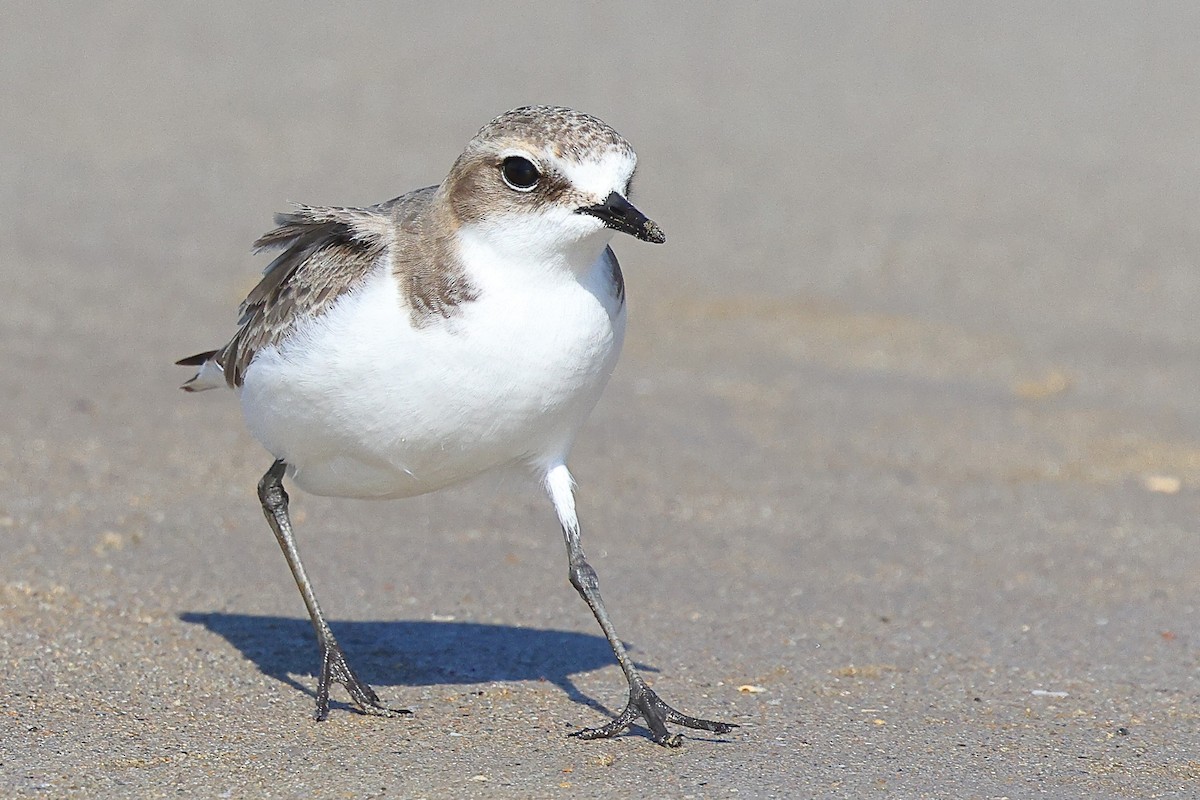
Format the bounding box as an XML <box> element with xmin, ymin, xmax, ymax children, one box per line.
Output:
<box><xmin>445</xmin><ymin>280</ymin><xmax>624</xmax><ymax>413</ymax></box>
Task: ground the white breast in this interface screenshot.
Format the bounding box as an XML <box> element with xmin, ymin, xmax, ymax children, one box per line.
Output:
<box><xmin>238</xmin><ymin>248</ymin><xmax>625</xmax><ymax>499</ymax></box>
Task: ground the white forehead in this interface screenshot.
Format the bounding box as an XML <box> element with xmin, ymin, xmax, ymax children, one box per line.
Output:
<box><xmin>497</xmin><ymin>145</ymin><xmax>636</xmax><ymax>200</ymax></box>
<box><xmin>558</xmin><ymin>148</ymin><xmax>636</xmax><ymax>197</ymax></box>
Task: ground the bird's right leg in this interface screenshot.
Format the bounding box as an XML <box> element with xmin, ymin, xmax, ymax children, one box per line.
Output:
<box><xmin>257</xmin><ymin>459</ymin><xmax>406</xmax><ymax>719</ymax></box>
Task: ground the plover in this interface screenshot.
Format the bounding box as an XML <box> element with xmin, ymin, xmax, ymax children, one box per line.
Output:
<box><xmin>178</xmin><ymin>105</ymin><xmax>734</xmax><ymax>746</ymax></box>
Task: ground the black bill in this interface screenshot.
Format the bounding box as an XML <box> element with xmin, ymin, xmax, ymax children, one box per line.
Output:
<box><xmin>575</xmin><ymin>191</ymin><xmax>666</xmax><ymax>244</ymax></box>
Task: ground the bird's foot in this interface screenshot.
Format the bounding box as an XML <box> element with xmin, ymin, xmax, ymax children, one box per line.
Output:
<box><xmin>571</xmin><ymin>681</ymin><xmax>736</xmax><ymax>747</ymax></box>
<box><xmin>314</xmin><ymin>639</ymin><xmax>410</xmax><ymax>720</ymax></box>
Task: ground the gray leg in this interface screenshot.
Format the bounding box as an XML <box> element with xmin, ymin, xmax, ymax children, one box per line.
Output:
<box><xmin>563</xmin><ymin>525</ymin><xmax>736</xmax><ymax>746</ymax></box>
<box><xmin>257</xmin><ymin>459</ymin><xmax>407</xmax><ymax>720</ymax></box>
<box><xmin>544</xmin><ymin>465</ymin><xmax>735</xmax><ymax>747</ymax></box>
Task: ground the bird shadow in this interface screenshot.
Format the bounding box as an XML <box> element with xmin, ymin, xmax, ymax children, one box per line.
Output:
<box><xmin>179</xmin><ymin>612</ymin><xmax>656</xmax><ymax>720</ymax></box>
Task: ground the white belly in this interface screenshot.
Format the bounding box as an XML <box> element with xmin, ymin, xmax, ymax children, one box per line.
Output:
<box><xmin>238</xmin><ymin>256</ymin><xmax>625</xmax><ymax>498</ymax></box>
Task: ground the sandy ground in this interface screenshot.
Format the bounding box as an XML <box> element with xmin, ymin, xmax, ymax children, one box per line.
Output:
<box><xmin>3</xmin><ymin>3</ymin><xmax>1200</xmax><ymax>798</ymax></box>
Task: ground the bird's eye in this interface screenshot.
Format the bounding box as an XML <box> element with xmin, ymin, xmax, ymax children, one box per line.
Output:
<box><xmin>500</xmin><ymin>156</ymin><xmax>540</xmax><ymax>191</ymax></box>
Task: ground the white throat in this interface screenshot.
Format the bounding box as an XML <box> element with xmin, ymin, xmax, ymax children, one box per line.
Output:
<box><xmin>455</xmin><ymin>210</ymin><xmax>616</xmax><ymax>283</ymax></box>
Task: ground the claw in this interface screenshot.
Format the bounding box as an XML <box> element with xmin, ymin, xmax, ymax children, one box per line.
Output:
<box><xmin>570</xmin><ymin>682</ymin><xmax>736</xmax><ymax>747</ymax></box>
<box><xmin>314</xmin><ymin>640</ymin><xmax>410</xmax><ymax>720</ymax></box>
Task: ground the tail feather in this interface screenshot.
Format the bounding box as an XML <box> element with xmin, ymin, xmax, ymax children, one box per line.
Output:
<box><xmin>176</xmin><ymin>350</ymin><xmax>218</xmax><ymax>367</ymax></box>
<box><xmin>176</xmin><ymin>350</ymin><xmax>226</xmax><ymax>392</ymax></box>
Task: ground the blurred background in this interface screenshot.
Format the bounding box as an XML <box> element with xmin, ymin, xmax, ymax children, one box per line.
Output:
<box><xmin>2</xmin><ymin>3</ymin><xmax>1198</xmax><ymax>796</ymax></box>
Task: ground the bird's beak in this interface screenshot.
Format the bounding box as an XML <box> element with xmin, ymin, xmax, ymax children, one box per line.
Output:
<box><xmin>575</xmin><ymin>191</ymin><xmax>666</xmax><ymax>244</ymax></box>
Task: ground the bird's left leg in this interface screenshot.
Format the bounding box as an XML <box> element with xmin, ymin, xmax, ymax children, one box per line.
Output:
<box><xmin>543</xmin><ymin>464</ymin><xmax>736</xmax><ymax>747</ymax></box>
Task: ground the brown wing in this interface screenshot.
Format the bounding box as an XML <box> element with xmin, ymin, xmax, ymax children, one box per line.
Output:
<box><xmin>213</xmin><ymin>189</ymin><xmax>436</xmax><ymax>387</ymax></box>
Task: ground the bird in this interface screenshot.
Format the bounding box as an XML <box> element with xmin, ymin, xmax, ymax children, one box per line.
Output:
<box><xmin>177</xmin><ymin>105</ymin><xmax>735</xmax><ymax>747</ymax></box>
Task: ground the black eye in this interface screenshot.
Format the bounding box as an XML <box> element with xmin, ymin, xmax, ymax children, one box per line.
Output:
<box><xmin>501</xmin><ymin>156</ymin><xmax>540</xmax><ymax>191</ymax></box>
